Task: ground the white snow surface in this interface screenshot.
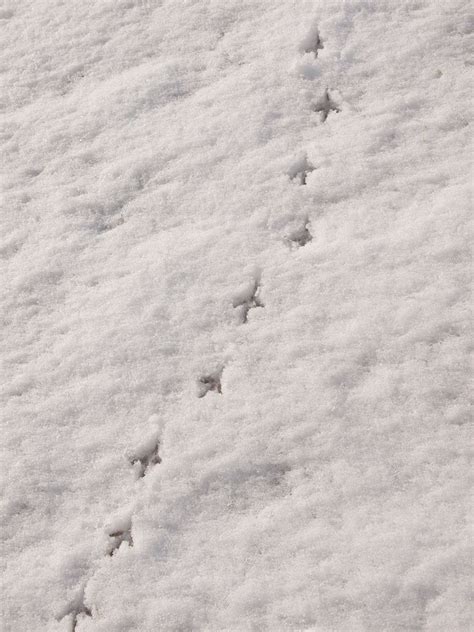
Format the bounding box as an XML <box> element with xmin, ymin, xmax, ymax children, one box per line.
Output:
<box><xmin>1</xmin><ymin>1</ymin><xmax>472</xmax><ymax>630</ymax></box>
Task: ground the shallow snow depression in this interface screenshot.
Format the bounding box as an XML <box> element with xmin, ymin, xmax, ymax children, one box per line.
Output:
<box><xmin>1</xmin><ymin>0</ymin><xmax>472</xmax><ymax>630</ymax></box>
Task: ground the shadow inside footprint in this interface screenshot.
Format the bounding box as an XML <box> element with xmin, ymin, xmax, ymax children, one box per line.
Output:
<box><xmin>288</xmin><ymin>221</ymin><xmax>312</xmax><ymax>248</ymax></box>
<box><xmin>232</xmin><ymin>279</ymin><xmax>264</xmax><ymax>324</ymax></box>
<box><xmin>301</xmin><ymin>26</ymin><xmax>324</xmax><ymax>56</ymax></box>
<box><xmin>198</xmin><ymin>370</ymin><xmax>223</xmax><ymax>398</ymax></box>
<box><xmin>70</xmin><ymin>605</ymin><xmax>92</xmax><ymax>632</ymax></box>
<box><xmin>312</xmin><ymin>89</ymin><xmax>340</xmax><ymax>122</ymax></box>
<box><xmin>288</xmin><ymin>154</ymin><xmax>315</xmax><ymax>185</ymax></box>
<box><xmin>129</xmin><ymin>442</ymin><xmax>161</xmax><ymax>478</ymax></box>
<box><xmin>57</xmin><ymin>588</ymin><xmax>92</xmax><ymax>632</ymax></box>
<box><xmin>105</xmin><ymin>518</ymin><xmax>133</xmax><ymax>556</ymax></box>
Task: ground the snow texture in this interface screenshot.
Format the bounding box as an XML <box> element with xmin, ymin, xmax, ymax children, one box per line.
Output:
<box><xmin>1</xmin><ymin>0</ymin><xmax>472</xmax><ymax>630</ymax></box>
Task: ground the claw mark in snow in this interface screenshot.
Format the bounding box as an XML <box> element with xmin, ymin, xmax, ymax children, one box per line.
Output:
<box><xmin>312</xmin><ymin>89</ymin><xmax>340</xmax><ymax>122</ymax></box>
<box><xmin>198</xmin><ymin>368</ymin><xmax>223</xmax><ymax>398</ymax></box>
<box><xmin>288</xmin><ymin>154</ymin><xmax>315</xmax><ymax>185</ymax></box>
<box><xmin>232</xmin><ymin>278</ymin><xmax>264</xmax><ymax>323</ymax></box>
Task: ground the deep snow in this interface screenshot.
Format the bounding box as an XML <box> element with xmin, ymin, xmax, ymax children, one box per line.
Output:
<box><xmin>1</xmin><ymin>1</ymin><xmax>472</xmax><ymax>630</ymax></box>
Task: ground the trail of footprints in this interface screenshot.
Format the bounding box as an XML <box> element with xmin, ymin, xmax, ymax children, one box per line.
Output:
<box><xmin>58</xmin><ymin>20</ymin><xmax>339</xmax><ymax>629</ymax></box>
<box><xmin>58</xmin><ymin>436</ymin><xmax>163</xmax><ymax>629</ymax></box>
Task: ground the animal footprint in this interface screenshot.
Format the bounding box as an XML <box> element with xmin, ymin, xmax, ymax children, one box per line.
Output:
<box><xmin>312</xmin><ymin>89</ymin><xmax>340</xmax><ymax>122</ymax></box>
<box><xmin>288</xmin><ymin>154</ymin><xmax>315</xmax><ymax>185</ymax></box>
<box><xmin>105</xmin><ymin>515</ymin><xmax>133</xmax><ymax>556</ymax></box>
<box><xmin>57</xmin><ymin>587</ymin><xmax>91</xmax><ymax>632</ymax></box>
<box><xmin>70</xmin><ymin>605</ymin><xmax>92</xmax><ymax>632</ymax></box>
<box><xmin>232</xmin><ymin>278</ymin><xmax>264</xmax><ymax>324</ymax></box>
<box><xmin>300</xmin><ymin>24</ymin><xmax>324</xmax><ymax>57</ymax></box>
<box><xmin>198</xmin><ymin>368</ymin><xmax>223</xmax><ymax>398</ymax></box>
<box><xmin>128</xmin><ymin>435</ymin><xmax>161</xmax><ymax>478</ymax></box>
<box><xmin>287</xmin><ymin>219</ymin><xmax>312</xmax><ymax>248</ymax></box>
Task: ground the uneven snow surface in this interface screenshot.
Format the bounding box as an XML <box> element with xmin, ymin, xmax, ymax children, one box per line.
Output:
<box><xmin>1</xmin><ymin>1</ymin><xmax>472</xmax><ymax>630</ymax></box>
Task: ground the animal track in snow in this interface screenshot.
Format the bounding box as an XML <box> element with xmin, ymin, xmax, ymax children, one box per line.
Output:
<box><xmin>128</xmin><ymin>438</ymin><xmax>161</xmax><ymax>478</ymax></box>
<box><xmin>287</xmin><ymin>219</ymin><xmax>312</xmax><ymax>248</ymax></box>
<box><xmin>106</xmin><ymin>527</ymin><xmax>133</xmax><ymax>556</ymax></box>
<box><xmin>198</xmin><ymin>368</ymin><xmax>223</xmax><ymax>398</ymax></box>
<box><xmin>96</xmin><ymin>215</ymin><xmax>125</xmax><ymax>234</ymax></box>
<box><xmin>70</xmin><ymin>605</ymin><xmax>92</xmax><ymax>632</ymax></box>
<box><xmin>300</xmin><ymin>24</ymin><xmax>324</xmax><ymax>57</ymax></box>
<box><xmin>312</xmin><ymin>89</ymin><xmax>340</xmax><ymax>122</ymax></box>
<box><xmin>232</xmin><ymin>278</ymin><xmax>264</xmax><ymax>324</ymax></box>
<box><xmin>105</xmin><ymin>516</ymin><xmax>133</xmax><ymax>556</ymax></box>
<box><xmin>288</xmin><ymin>154</ymin><xmax>315</xmax><ymax>185</ymax></box>
<box><xmin>57</xmin><ymin>587</ymin><xmax>91</xmax><ymax>632</ymax></box>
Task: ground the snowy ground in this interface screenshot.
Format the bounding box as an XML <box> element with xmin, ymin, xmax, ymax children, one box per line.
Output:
<box><xmin>1</xmin><ymin>1</ymin><xmax>472</xmax><ymax>630</ymax></box>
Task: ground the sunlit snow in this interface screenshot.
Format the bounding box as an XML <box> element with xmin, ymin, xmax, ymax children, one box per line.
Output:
<box><xmin>1</xmin><ymin>1</ymin><xmax>472</xmax><ymax>631</ymax></box>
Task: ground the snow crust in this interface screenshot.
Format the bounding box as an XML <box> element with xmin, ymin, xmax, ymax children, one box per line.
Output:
<box><xmin>1</xmin><ymin>0</ymin><xmax>472</xmax><ymax>630</ymax></box>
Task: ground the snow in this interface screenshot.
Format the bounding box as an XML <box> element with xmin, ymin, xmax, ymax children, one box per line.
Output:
<box><xmin>1</xmin><ymin>0</ymin><xmax>472</xmax><ymax>630</ymax></box>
